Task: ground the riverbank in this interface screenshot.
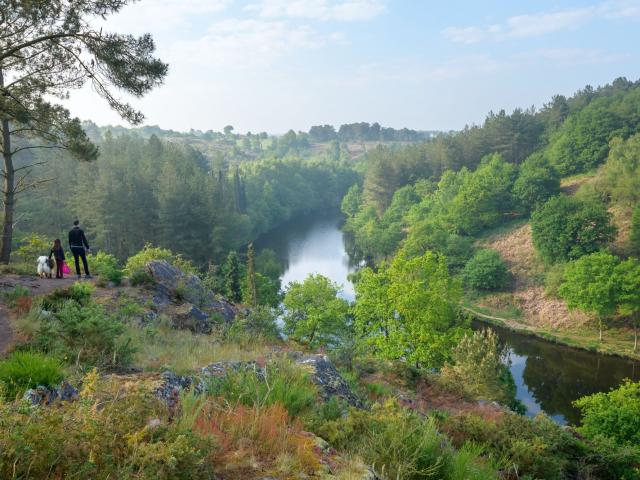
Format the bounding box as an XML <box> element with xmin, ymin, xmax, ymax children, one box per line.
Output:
<box><xmin>463</xmin><ymin>303</ymin><xmax>640</xmax><ymax>361</ymax></box>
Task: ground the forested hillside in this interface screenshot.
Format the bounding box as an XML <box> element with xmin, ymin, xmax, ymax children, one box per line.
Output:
<box><xmin>342</xmin><ymin>76</ymin><xmax>640</xmax><ymax>358</ymax></box>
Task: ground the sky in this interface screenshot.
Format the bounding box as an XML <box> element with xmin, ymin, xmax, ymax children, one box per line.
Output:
<box><xmin>65</xmin><ymin>0</ymin><xmax>640</xmax><ymax>134</ymax></box>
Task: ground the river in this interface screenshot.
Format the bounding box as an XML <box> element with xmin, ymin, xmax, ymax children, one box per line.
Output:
<box><xmin>255</xmin><ymin>212</ymin><xmax>640</xmax><ymax>425</ymax></box>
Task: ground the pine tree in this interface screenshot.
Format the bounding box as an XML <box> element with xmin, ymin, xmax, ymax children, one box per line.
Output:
<box><xmin>224</xmin><ymin>251</ymin><xmax>242</xmax><ymax>303</ymax></box>
<box><xmin>246</xmin><ymin>243</ymin><xmax>257</xmax><ymax>306</ymax></box>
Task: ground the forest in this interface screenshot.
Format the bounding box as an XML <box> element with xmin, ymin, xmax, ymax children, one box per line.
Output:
<box><xmin>2</xmin><ymin>1</ymin><xmax>640</xmax><ymax>479</ymax></box>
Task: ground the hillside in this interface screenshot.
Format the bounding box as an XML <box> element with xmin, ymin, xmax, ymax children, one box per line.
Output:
<box><xmin>462</xmin><ymin>169</ymin><xmax>640</xmax><ymax>359</ymax></box>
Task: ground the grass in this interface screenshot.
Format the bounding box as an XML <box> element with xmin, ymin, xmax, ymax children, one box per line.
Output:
<box><xmin>128</xmin><ymin>323</ymin><xmax>272</xmax><ymax>374</ymax></box>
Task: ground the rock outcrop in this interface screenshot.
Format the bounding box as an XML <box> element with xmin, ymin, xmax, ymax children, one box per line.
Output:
<box><xmin>23</xmin><ymin>381</ymin><xmax>79</xmax><ymax>406</ymax></box>
<box><xmin>146</xmin><ymin>260</ymin><xmax>236</xmax><ymax>330</ymax></box>
<box><xmin>154</xmin><ymin>354</ymin><xmax>364</xmax><ymax>410</ymax></box>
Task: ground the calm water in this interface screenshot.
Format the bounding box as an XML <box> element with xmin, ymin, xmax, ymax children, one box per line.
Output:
<box><xmin>255</xmin><ymin>212</ymin><xmax>640</xmax><ymax>425</ymax></box>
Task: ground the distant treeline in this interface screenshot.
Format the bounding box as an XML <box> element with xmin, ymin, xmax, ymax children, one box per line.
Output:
<box><xmin>308</xmin><ymin>122</ymin><xmax>437</xmax><ymax>143</ymax></box>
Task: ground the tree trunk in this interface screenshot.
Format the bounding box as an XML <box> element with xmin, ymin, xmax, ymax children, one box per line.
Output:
<box><xmin>599</xmin><ymin>319</ymin><xmax>603</xmax><ymax>342</ymax></box>
<box><xmin>0</xmin><ymin>67</ymin><xmax>15</xmax><ymax>264</ymax></box>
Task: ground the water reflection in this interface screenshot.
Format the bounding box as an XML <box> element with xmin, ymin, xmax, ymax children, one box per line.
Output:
<box><xmin>475</xmin><ymin>321</ymin><xmax>640</xmax><ymax>425</ymax></box>
<box><xmin>253</xmin><ymin>212</ymin><xmax>357</xmax><ymax>301</ymax></box>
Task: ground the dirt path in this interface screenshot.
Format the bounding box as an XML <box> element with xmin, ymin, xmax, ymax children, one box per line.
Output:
<box><xmin>462</xmin><ymin>306</ymin><xmax>536</xmax><ymax>333</ymax></box>
<box><xmin>0</xmin><ymin>275</ymin><xmax>90</xmax><ymax>356</ymax></box>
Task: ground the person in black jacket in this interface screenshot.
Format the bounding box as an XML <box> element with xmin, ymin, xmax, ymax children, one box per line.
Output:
<box><xmin>49</xmin><ymin>239</ymin><xmax>66</xmax><ymax>279</ymax></box>
<box><xmin>68</xmin><ymin>220</ymin><xmax>92</xmax><ymax>279</ymax></box>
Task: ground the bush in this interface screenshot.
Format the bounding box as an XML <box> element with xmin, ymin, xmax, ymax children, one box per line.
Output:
<box><xmin>125</xmin><ymin>244</ymin><xmax>197</xmax><ymax>278</ymax></box>
<box><xmin>226</xmin><ymin>306</ymin><xmax>280</xmax><ymax>341</ymax></box>
<box><xmin>194</xmin><ymin>402</ymin><xmax>319</xmax><ymax>478</ymax></box>
<box><xmin>14</xmin><ymin>234</ymin><xmax>50</xmax><ymax>263</ymax></box>
<box><xmin>0</xmin><ymin>373</ymin><xmax>214</xmax><ymax>479</ymax></box>
<box><xmin>90</xmin><ymin>251</ymin><xmax>123</xmax><ymax>285</ymax></box>
<box><xmin>440</xmin><ymin>412</ymin><xmax>640</xmax><ymax>480</ymax></box>
<box><xmin>441</xmin><ymin>329</ymin><xmax>517</xmax><ymax>407</ymax></box>
<box><xmin>317</xmin><ymin>401</ymin><xmax>497</xmax><ymax>480</ymax></box>
<box><xmin>463</xmin><ymin>249</ymin><xmax>509</xmax><ymax>291</ymax></box>
<box><xmin>544</xmin><ymin>262</ymin><xmax>567</xmax><ymax>297</ymax></box>
<box><xmin>34</xmin><ymin>299</ymin><xmax>135</xmax><ymax>369</ymax></box>
<box><xmin>0</xmin><ymin>352</ymin><xmax>64</xmax><ymax>399</ymax></box>
<box><xmin>574</xmin><ymin>379</ymin><xmax>640</xmax><ymax>446</ymax></box>
<box><xmin>204</xmin><ymin>357</ymin><xmax>317</xmax><ymax>418</ymax></box>
<box><xmin>40</xmin><ymin>282</ymin><xmax>94</xmax><ymax>312</ymax></box>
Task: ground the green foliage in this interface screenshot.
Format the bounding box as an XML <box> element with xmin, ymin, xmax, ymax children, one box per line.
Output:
<box><xmin>544</xmin><ymin>262</ymin><xmax>567</xmax><ymax>297</ymax></box>
<box><xmin>462</xmin><ymin>249</ymin><xmax>509</xmax><ymax>291</ymax></box>
<box><xmin>317</xmin><ymin>401</ymin><xmax>497</xmax><ymax>480</ymax></box>
<box><xmin>545</xmin><ymin>81</ymin><xmax>640</xmax><ymax>175</ymax></box>
<box><xmin>34</xmin><ymin>298</ymin><xmax>135</xmax><ymax>369</ymax></box>
<box><xmin>575</xmin><ymin>380</ymin><xmax>640</xmax><ymax>446</ymax></box>
<box><xmin>614</xmin><ymin>258</ymin><xmax>640</xmax><ymax>350</ymax></box>
<box><xmin>204</xmin><ymin>358</ymin><xmax>317</xmax><ymax>417</ymax></box>
<box><xmin>90</xmin><ymin>251</ymin><xmax>123</xmax><ymax>285</ymax></box>
<box><xmin>531</xmin><ymin>195</ymin><xmax>616</xmax><ymax>263</ymax></box>
<box><xmin>1</xmin><ymin>285</ymin><xmax>31</xmax><ymax>308</ymax></box>
<box><xmin>630</xmin><ymin>204</ymin><xmax>640</xmax><ymax>256</ymax></box>
<box><xmin>40</xmin><ymin>282</ymin><xmax>94</xmax><ymax>311</ymax></box>
<box><xmin>512</xmin><ymin>153</ymin><xmax>561</xmax><ymax>212</ymax></box>
<box><xmin>223</xmin><ymin>250</ymin><xmax>242</xmax><ymax>303</ymax></box>
<box><xmin>559</xmin><ymin>251</ymin><xmax>620</xmax><ymax>340</ymax></box>
<box><xmin>125</xmin><ymin>244</ymin><xmax>197</xmax><ymax>277</ymax></box>
<box><xmin>354</xmin><ymin>250</ymin><xmax>466</xmax><ymax>368</ymax></box>
<box><xmin>283</xmin><ymin>274</ymin><xmax>351</xmax><ymax>348</ymax></box>
<box><xmin>0</xmin><ymin>352</ymin><xmax>64</xmax><ymax>399</ymax></box>
<box><xmin>600</xmin><ymin>133</ymin><xmax>640</xmax><ymax>205</ymax></box>
<box><xmin>255</xmin><ymin>248</ymin><xmax>283</xmax><ymax>282</ymax></box>
<box><xmin>0</xmin><ymin>374</ymin><xmax>213</xmax><ymax>479</ymax></box>
<box><xmin>441</xmin><ymin>412</ymin><xmax>639</xmax><ymax>480</ymax></box>
<box><xmin>14</xmin><ymin>234</ymin><xmax>51</xmax><ymax>263</ymax></box>
<box><xmin>227</xmin><ymin>305</ymin><xmax>280</xmax><ymax>341</ymax></box>
<box><xmin>441</xmin><ymin>329</ymin><xmax>515</xmax><ymax>406</ymax></box>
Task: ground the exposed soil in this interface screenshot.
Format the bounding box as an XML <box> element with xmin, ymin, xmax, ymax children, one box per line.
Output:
<box><xmin>478</xmin><ymin>223</ymin><xmax>591</xmax><ymax>330</ymax></box>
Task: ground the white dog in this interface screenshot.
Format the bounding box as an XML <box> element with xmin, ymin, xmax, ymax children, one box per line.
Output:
<box><xmin>36</xmin><ymin>256</ymin><xmax>53</xmax><ymax>279</ymax></box>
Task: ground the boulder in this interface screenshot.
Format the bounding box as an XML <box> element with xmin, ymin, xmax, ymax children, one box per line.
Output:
<box><xmin>146</xmin><ymin>260</ymin><xmax>236</xmax><ymax>323</ymax></box>
<box><xmin>295</xmin><ymin>354</ymin><xmax>364</xmax><ymax>409</ymax></box>
<box><xmin>23</xmin><ymin>381</ymin><xmax>79</xmax><ymax>406</ymax></box>
<box><xmin>172</xmin><ymin>303</ymin><xmax>212</xmax><ymax>334</ymax></box>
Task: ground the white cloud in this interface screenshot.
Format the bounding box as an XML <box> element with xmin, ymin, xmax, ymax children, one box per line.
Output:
<box><xmin>443</xmin><ymin>0</ymin><xmax>640</xmax><ymax>43</ymax></box>
<box><xmin>514</xmin><ymin>47</ymin><xmax>630</xmax><ymax>66</ymax></box>
<box><xmin>99</xmin><ymin>0</ymin><xmax>233</xmax><ymax>34</ymax></box>
<box><xmin>167</xmin><ymin>18</ymin><xmax>331</xmax><ymax>68</ymax></box>
<box><xmin>245</xmin><ymin>0</ymin><xmax>385</xmax><ymax>21</ymax></box>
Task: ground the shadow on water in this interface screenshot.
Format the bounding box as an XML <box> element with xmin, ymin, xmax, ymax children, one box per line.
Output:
<box><xmin>255</xmin><ymin>211</ymin><xmax>640</xmax><ymax>426</ymax></box>
<box><xmin>473</xmin><ymin>320</ymin><xmax>640</xmax><ymax>425</ymax></box>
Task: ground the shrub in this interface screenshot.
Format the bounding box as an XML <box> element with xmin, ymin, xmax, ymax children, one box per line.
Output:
<box><xmin>0</xmin><ymin>374</ymin><xmax>214</xmax><ymax>479</ymax></box>
<box><xmin>34</xmin><ymin>299</ymin><xmax>135</xmax><ymax>369</ymax></box>
<box><xmin>226</xmin><ymin>305</ymin><xmax>280</xmax><ymax>341</ymax></box>
<box><xmin>125</xmin><ymin>244</ymin><xmax>197</xmax><ymax>278</ymax></box>
<box><xmin>574</xmin><ymin>379</ymin><xmax>640</xmax><ymax>446</ymax></box>
<box><xmin>544</xmin><ymin>262</ymin><xmax>567</xmax><ymax>297</ymax></box>
<box><xmin>441</xmin><ymin>329</ymin><xmax>516</xmax><ymax>407</ymax></box>
<box><xmin>14</xmin><ymin>234</ymin><xmax>50</xmax><ymax>263</ymax></box>
<box><xmin>40</xmin><ymin>282</ymin><xmax>94</xmax><ymax>311</ymax></box>
<box><xmin>194</xmin><ymin>402</ymin><xmax>319</xmax><ymax>478</ymax></box>
<box><xmin>512</xmin><ymin>153</ymin><xmax>561</xmax><ymax>213</ymax></box>
<box><xmin>440</xmin><ymin>412</ymin><xmax>640</xmax><ymax>480</ymax></box>
<box><xmin>204</xmin><ymin>358</ymin><xmax>317</xmax><ymax>418</ymax></box>
<box><xmin>462</xmin><ymin>249</ymin><xmax>509</xmax><ymax>291</ymax></box>
<box><xmin>90</xmin><ymin>251</ymin><xmax>123</xmax><ymax>285</ymax></box>
<box><xmin>317</xmin><ymin>401</ymin><xmax>497</xmax><ymax>480</ymax></box>
<box><xmin>0</xmin><ymin>352</ymin><xmax>64</xmax><ymax>399</ymax></box>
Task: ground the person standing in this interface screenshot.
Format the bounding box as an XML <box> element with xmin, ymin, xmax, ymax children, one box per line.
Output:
<box><xmin>49</xmin><ymin>239</ymin><xmax>66</xmax><ymax>279</ymax></box>
<box><xmin>68</xmin><ymin>220</ymin><xmax>92</xmax><ymax>279</ymax></box>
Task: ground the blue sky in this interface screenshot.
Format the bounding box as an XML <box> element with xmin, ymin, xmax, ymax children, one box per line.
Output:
<box><xmin>66</xmin><ymin>0</ymin><xmax>640</xmax><ymax>133</ymax></box>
